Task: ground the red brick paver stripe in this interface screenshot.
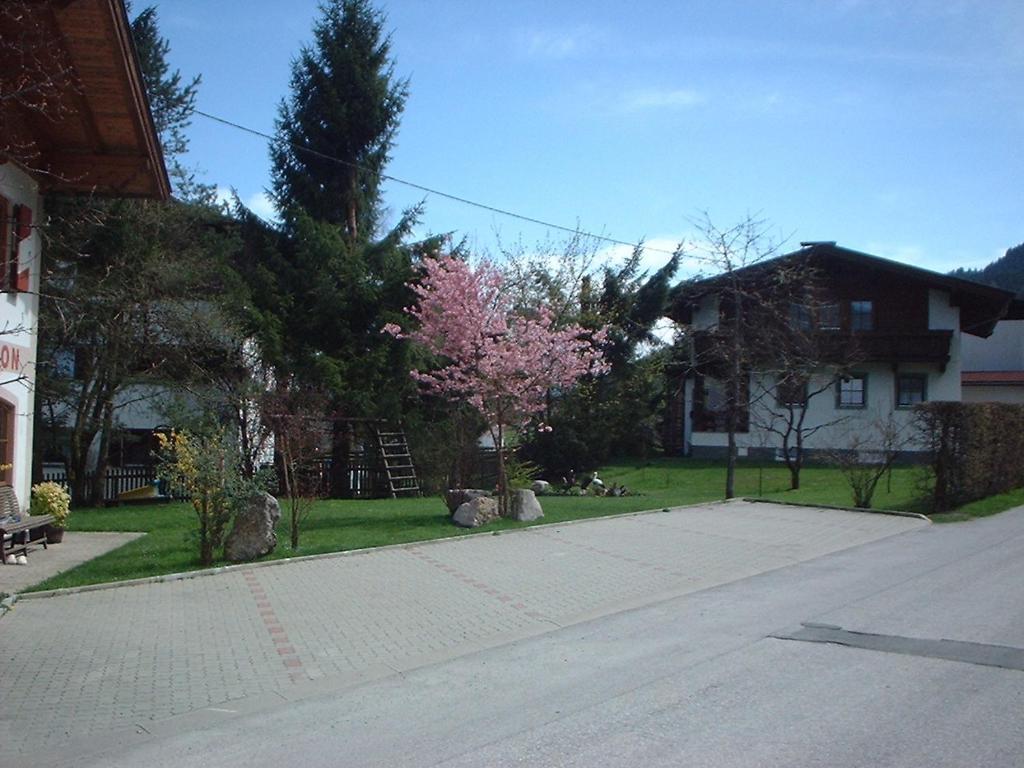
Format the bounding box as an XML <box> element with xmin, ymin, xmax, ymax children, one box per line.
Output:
<box><xmin>242</xmin><ymin>569</ymin><xmax>305</xmax><ymax>682</ymax></box>
<box><xmin>405</xmin><ymin>547</ymin><xmax>540</xmax><ymax>618</ymax></box>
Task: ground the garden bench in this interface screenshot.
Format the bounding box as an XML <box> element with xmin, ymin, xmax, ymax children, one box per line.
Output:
<box><xmin>0</xmin><ymin>484</ymin><xmax>53</xmax><ymax>562</ymax></box>
<box><xmin>1</xmin><ymin>515</ymin><xmax>54</xmax><ymax>562</ymax></box>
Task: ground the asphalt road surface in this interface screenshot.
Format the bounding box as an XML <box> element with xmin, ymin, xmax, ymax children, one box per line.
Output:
<box><xmin>47</xmin><ymin>504</ymin><xmax>1023</xmax><ymax>768</ymax></box>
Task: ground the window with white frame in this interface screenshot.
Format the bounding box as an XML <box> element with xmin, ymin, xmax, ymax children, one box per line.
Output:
<box><xmin>837</xmin><ymin>373</ymin><xmax>867</xmax><ymax>408</ymax></box>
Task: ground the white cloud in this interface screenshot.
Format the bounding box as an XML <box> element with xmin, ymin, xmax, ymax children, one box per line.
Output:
<box><xmin>212</xmin><ymin>187</ymin><xmax>278</xmax><ymax>223</ymax></box>
<box><xmin>246</xmin><ymin>191</ymin><xmax>279</xmax><ymax>223</ymax></box>
<box><xmin>622</xmin><ymin>88</ymin><xmax>704</xmax><ymax>112</ymax></box>
<box><xmin>518</xmin><ymin>26</ymin><xmax>603</xmax><ymax>59</ymax></box>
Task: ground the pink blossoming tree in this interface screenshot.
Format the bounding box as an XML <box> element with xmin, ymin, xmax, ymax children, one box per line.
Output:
<box><xmin>385</xmin><ymin>254</ymin><xmax>608</xmax><ymax>512</ymax></box>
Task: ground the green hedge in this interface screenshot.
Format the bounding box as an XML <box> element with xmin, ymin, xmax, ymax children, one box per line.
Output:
<box><xmin>917</xmin><ymin>402</ymin><xmax>1024</xmax><ymax>512</ymax></box>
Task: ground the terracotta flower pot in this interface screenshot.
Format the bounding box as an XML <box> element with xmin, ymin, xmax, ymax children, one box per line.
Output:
<box><xmin>45</xmin><ymin>525</ymin><xmax>65</xmax><ymax>544</ymax></box>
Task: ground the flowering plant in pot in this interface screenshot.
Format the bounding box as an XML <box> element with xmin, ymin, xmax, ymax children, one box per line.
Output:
<box><xmin>31</xmin><ymin>482</ymin><xmax>71</xmax><ymax>543</ymax></box>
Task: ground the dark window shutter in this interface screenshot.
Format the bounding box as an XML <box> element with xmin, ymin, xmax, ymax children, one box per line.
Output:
<box><xmin>12</xmin><ymin>205</ymin><xmax>31</xmax><ymax>291</ymax></box>
<box><xmin>0</xmin><ymin>197</ymin><xmax>10</xmax><ymax>291</ymax></box>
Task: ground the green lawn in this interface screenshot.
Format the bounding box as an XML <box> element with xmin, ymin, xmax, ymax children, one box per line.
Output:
<box><xmin>28</xmin><ymin>458</ymin><xmax>1021</xmax><ymax>592</ymax></box>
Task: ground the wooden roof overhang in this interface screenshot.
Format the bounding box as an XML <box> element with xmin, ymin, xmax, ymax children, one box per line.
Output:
<box><xmin>0</xmin><ymin>0</ymin><xmax>169</xmax><ymax>199</ymax></box>
<box><xmin>669</xmin><ymin>243</ymin><xmax>1018</xmax><ymax>338</ymax></box>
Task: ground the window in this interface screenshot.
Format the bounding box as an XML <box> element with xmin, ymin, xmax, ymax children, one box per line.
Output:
<box><xmin>896</xmin><ymin>373</ymin><xmax>927</xmax><ymax>408</ymax></box>
<box><xmin>789</xmin><ymin>303</ymin><xmax>812</xmax><ymax>331</ymax></box>
<box><xmin>777</xmin><ymin>376</ymin><xmax>808</xmax><ymax>407</ymax></box>
<box><xmin>693</xmin><ymin>374</ymin><xmax>749</xmax><ymax>433</ymax></box>
<box><xmin>851</xmin><ymin>300</ymin><xmax>874</xmax><ymax>331</ymax></box>
<box><xmin>0</xmin><ymin>200</ymin><xmax>30</xmax><ymax>292</ymax></box>
<box><xmin>837</xmin><ymin>373</ymin><xmax>867</xmax><ymax>408</ymax></box>
<box><xmin>0</xmin><ymin>398</ymin><xmax>12</xmax><ymax>485</ymax></box>
<box><xmin>818</xmin><ymin>303</ymin><xmax>841</xmax><ymax>330</ymax></box>
<box><xmin>0</xmin><ymin>196</ymin><xmax>8</xmax><ymax>292</ymax></box>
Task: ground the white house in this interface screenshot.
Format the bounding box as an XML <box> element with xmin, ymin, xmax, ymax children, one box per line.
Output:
<box><xmin>960</xmin><ymin>319</ymin><xmax>1024</xmax><ymax>404</ymax></box>
<box><xmin>665</xmin><ymin>243</ymin><xmax>1021</xmax><ymax>459</ymax></box>
<box><xmin>0</xmin><ymin>0</ymin><xmax>168</xmax><ymax>506</ymax></box>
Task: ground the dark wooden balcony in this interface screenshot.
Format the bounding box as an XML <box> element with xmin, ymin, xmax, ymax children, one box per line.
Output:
<box><xmin>815</xmin><ymin>330</ymin><xmax>953</xmax><ymax>366</ymax></box>
<box><xmin>691</xmin><ymin>329</ymin><xmax>953</xmax><ymax>369</ymax></box>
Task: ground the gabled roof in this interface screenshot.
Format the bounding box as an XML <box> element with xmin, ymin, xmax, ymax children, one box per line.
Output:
<box><xmin>670</xmin><ymin>242</ymin><xmax>1019</xmax><ymax>338</ymax></box>
<box><xmin>0</xmin><ymin>0</ymin><xmax>169</xmax><ymax>199</ymax></box>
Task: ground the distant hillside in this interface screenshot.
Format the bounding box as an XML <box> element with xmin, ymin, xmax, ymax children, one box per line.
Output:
<box><xmin>950</xmin><ymin>243</ymin><xmax>1024</xmax><ymax>295</ymax></box>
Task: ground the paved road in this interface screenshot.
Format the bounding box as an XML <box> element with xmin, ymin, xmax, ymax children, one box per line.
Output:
<box><xmin>66</xmin><ymin>503</ymin><xmax>1024</xmax><ymax>768</ymax></box>
<box><xmin>0</xmin><ymin>500</ymin><xmax>926</xmax><ymax>764</ymax></box>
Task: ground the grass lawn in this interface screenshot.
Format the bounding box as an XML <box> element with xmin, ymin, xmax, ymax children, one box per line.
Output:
<box><xmin>27</xmin><ymin>458</ymin><xmax>1021</xmax><ymax>592</ymax></box>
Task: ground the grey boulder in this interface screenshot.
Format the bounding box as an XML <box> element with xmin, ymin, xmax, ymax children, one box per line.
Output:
<box><xmin>531</xmin><ymin>480</ymin><xmax>552</xmax><ymax>495</ymax></box>
<box><xmin>444</xmin><ymin>488</ymin><xmax>491</xmax><ymax>514</ymax></box>
<box><xmin>452</xmin><ymin>496</ymin><xmax>500</xmax><ymax>528</ymax></box>
<box><xmin>225</xmin><ymin>492</ymin><xmax>281</xmax><ymax>562</ymax></box>
<box><xmin>508</xmin><ymin>489</ymin><xmax>544</xmax><ymax>522</ymax></box>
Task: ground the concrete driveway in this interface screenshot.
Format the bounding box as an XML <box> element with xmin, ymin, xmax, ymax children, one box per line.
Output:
<box><xmin>0</xmin><ymin>500</ymin><xmax>927</xmax><ymax>763</ymax></box>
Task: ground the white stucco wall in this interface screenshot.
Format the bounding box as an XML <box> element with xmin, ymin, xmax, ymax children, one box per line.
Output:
<box><xmin>689</xmin><ymin>365</ymin><xmax>947</xmax><ymax>454</ymax></box>
<box><xmin>962</xmin><ymin>385</ymin><xmax>1024</xmax><ymax>404</ymax></box>
<box><xmin>0</xmin><ymin>164</ymin><xmax>41</xmax><ymax>509</ymax></box>
<box><xmin>961</xmin><ymin>320</ymin><xmax>1024</xmax><ymax>372</ymax></box>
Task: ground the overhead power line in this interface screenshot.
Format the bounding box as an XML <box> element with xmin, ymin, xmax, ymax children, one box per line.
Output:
<box><xmin>194</xmin><ymin>109</ymin><xmax>680</xmax><ymax>258</ymax></box>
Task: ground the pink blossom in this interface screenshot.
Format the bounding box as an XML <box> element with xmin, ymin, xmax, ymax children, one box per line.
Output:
<box><xmin>389</xmin><ymin>255</ymin><xmax>608</xmax><ymax>433</ymax></box>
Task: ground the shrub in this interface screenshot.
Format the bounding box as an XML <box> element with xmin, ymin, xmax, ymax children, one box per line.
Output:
<box><xmin>156</xmin><ymin>429</ymin><xmax>255</xmax><ymax>566</ymax></box>
<box><xmin>917</xmin><ymin>402</ymin><xmax>1024</xmax><ymax>512</ymax></box>
<box><xmin>31</xmin><ymin>482</ymin><xmax>71</xmax><ymax>528</ymax></box>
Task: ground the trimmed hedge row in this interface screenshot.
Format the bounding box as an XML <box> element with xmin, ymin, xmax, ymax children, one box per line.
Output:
<box><xmin>917</xmin><ymin>401</ymin><xmax>1024</xmax><ymax>512</ymax></box>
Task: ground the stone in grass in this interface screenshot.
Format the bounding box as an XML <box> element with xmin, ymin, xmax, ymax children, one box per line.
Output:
<box><xmin>530</xmin><ymin>480</ymin><xmax>552</xmax><ymax>495</ymax></box>
<box><xmin>225</xmin><ymin>492</ymin><xmax>281</xmax><ymax>562</ymax></box>
<box><xmin>452</xmin><ymin>496</ymin><xmax>500</xmax><ymax>528</ymax></box>
<box><xmin>507</xmin><ymin>489</ymin><xmax>544</xmax><ymax>522</ymax></box>
<box><xmin>444</xmin><ymin>488</ymin><xmax>492</xmax><ymax>514</ymax></box>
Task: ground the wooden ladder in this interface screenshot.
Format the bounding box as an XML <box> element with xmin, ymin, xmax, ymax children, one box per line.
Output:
<box><xmin>374</xmin><ymin>425</ymin><xmax>420</xmax><ymax>497</ymax></box>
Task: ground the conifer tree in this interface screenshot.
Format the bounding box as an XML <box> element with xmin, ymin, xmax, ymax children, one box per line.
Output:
<box><xmin>271</xmin><ymin>0</ymin><xmax>408</xmax><ymax>241</ymax></box>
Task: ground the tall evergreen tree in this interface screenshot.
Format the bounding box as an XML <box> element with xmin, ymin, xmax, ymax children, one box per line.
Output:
<box><xmin>271</xmin><ymin>0</ymin><xmax>408</xmax><ymax>241</ymax></box>
<box><xmin>252</xmin><ymin>0</ymin><xmax>432</xmax><ymax>496</ymax></box>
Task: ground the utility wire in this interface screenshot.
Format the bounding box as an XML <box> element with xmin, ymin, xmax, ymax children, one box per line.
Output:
<box><xmin>194</xmin><ymin>109</ymin><xmax>680</xmax><ymax>258</ymax></box>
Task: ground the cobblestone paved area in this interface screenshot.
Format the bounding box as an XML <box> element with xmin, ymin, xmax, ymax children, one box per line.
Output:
<box><xmin>0</xmin><ymin>501</ymin><xmax>926</xmax><ymax>761</ymax></box>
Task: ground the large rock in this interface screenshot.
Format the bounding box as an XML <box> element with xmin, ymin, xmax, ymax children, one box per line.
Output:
<box><xmin>225</xmin><ymin>492</ymin><xmax>281</xmax><ymax>562</ymax></box>
<box><xmin>452</xmin><ymin>496</ymin><xmax>500</xmax><ymax>528</ymax></box>
<box><xmin>507</xmin><ymin>489</ymin><xmax>544</xmax><ymax>522</ymax></box>
<box><xmin>444</xmin><ymin>488</ymin><xmax>491</xmax><ymax>514</ymax></box>
<box><xmin>530</xmin><ymin>480</ymin><xmax>552</xmax><ymax>495</ymax></box>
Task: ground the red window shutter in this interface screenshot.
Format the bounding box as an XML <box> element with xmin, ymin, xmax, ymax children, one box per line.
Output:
<box><xmin>0</xmin><ymin>197</ymin><xmax>9</xmax><ymax>292</ymax></box>
<box><xmin>15</xmin><ymin>205</ymin><xmax>31</xmax><ymax>240</ymax></box>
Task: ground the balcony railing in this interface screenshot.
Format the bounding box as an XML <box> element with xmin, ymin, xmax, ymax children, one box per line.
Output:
<box><xmin>692</xmin><ymin>329</ymin><xmax>953</xmax><ymax>368</ymax></box>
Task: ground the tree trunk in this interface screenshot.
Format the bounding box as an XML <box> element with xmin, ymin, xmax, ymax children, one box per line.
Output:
<box><xmin>329</xmin><ymin>420</ymin><xmax>351</xmax><ymax>499</ymax></box>
<box><xmin>789</xmin><ymin>464</ymin><xmax>800</xmax><ymax>490</ymax></box>
<box><xmin>494</xmin><ymin>423</ymin><xmax>509</xmax><ymax>517</ymax></box>
<box><xmin>89</xmin><ymin>402</ymin><xmax>115</xmax><ymax>506</ymax></box>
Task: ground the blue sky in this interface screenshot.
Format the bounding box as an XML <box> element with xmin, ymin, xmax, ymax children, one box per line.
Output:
<box><xmin>163</xmin><ymin>0</ymin><xmax>1023</xmax><ymax>278</ymax></box>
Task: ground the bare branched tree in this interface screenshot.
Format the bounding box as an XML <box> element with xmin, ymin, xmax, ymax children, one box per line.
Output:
<box><xmin>829</xmin><ymin>414</ymin><xmax>911</xmax><ymax>508</ymax></box>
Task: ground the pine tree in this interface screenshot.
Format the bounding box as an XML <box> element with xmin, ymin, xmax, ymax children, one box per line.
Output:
<box><xmin>271</xmin><ymin>0</ymin><xmax>408</xmax><ymax>241</ymax></box>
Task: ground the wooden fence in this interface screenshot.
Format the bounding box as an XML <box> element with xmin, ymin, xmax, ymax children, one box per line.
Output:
<box><xmin>41</xmin><ymin>465</ymin><xmax>166</xmax><ymax>504</ymax></box>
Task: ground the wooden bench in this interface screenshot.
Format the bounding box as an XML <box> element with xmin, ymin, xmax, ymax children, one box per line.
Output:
<box><xmin>1</xmin><ymin>514</ymin><xmax>54</xmax><ymax>562</ymax></box>
<box><xmin>0</xmin><ymin>484</ymin><xmax>55</xmax><ymax>562</ymax></box>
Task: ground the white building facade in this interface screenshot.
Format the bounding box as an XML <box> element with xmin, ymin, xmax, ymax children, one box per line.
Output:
<box><xmin>667</xmin><ymin>244</ymin><xmax>1020</xmax><ymax>460</ymax></box>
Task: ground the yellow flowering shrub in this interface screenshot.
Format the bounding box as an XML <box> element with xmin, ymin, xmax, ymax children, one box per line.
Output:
<box><xmin>31</xmin><ymin>481</ymin><xmax>72</xmax><ymax>528</ymax></box>
<box><xmin>156</xmin><ymin>428</ymin><xmax>252</xmax><ymax>566</ymax></box>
